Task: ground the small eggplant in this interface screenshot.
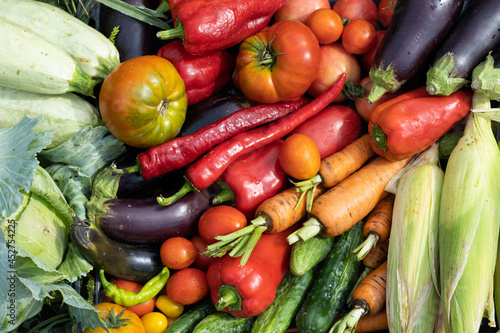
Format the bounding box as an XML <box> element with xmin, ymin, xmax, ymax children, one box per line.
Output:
<box><xmin>69</xmin><ymin>216</ymin><xmax>163</xmax><ymax>283</ymax></box>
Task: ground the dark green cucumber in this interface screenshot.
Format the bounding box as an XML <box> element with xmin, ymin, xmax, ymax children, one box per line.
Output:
<box><xmin>289</xmin><ymin>235</ymin><xmax>336</xmax><ymax>276</ymax></box>
<box><xmin>295</xmin><ymin>221</ymin><xmax>364</xmax><ymax>333</ymax></box>
<box><xmin>165</xmin><ymin>298</ymin><xmax>216</xmax><ymax>333</ymax></box>
<box><xmin>251</xmin><ymin>270</ymin><xmax>314</xmax><ymax>333</ymax></box>
<box><xmin>192</xmin><ymin>312</ymin><xmax>255</xmax><ymax>333</ymax></box>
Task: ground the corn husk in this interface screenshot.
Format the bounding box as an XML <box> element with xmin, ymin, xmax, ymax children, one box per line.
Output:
<box><xmin>439</xmin><ymin>92</ymin><xmax>500</xmax><ymax>333</ymax></box>
<box><xmin>387</xmin><ymin>144</ymin><xmax>442</xmax><ymax>333</ymax></box>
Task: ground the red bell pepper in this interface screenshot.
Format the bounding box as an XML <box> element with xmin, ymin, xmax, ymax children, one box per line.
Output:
<box><xmin>157</xmin><ymin>0</ymin><xmax>286</xmax><ymax>56</ymax></box>
<box><xmin>213</xmin><ymin>140</ymin><xmax>288</xmax><ymax>219</ymax></box>
<box><xmin>206</xmin><ymin>227</ymin><xmax>294</xmax><ymax>318</ymax></box>
<box><xmin>368</xmin><ymin>87</ymin><xmax>472</xmax><ymax>161</ymax></box>
<box><xmin>156</xmin><ymin>40</ymin><xmax>235</xmax><ymax>105</ymax></box>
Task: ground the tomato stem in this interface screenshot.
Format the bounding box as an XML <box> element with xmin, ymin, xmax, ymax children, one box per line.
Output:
<box><xmin>257</xmin><ymin>36</ymin><xmax>284</xmax><ymax>69</ymax></box>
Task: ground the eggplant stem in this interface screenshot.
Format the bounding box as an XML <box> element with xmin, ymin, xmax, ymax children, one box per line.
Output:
<box><xmin>157</xmin><ymin>178</ymin><xmax>196</xmax><ymax>206</ymax></box>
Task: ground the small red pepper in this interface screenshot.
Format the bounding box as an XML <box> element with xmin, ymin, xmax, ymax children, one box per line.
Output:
<box><xmin>213</xmin><ymin>140</ymin><xmax>288</xmax><ymax>219</ymax></box>
<box><xmin>206</xmin><ymin>227</ymin><xmax>294</xmax><ymax>318</ymax></box>
<box><xmin>156</xmin><ymin>40</ymin><xmax>235</xmax><ymax>105</ymax></box>
<box><xmin>368</xmin><ymin>87</ymin><xmax>472</xmax><ymax>161</ymax></box>
<box><xmin>157</xmin><ymin>0</ymin><xmax>286</xmax><ymax>56</ymax></box>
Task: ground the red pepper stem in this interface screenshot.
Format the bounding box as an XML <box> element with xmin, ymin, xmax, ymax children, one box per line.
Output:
<box><xmin>370</xmin><ymin>125</ymin><xmax>388</xmax><ymax>151</ymax></box>
<box><xmin>157</xmin><ymin>19</ymin><xmax>185</xmax><ymax>41</ymax></box>
<box><xmin>157</xmin><ymin>177</ymin><xmax>198</xmax><ymax>206</ymax></box>
<box><xmin>216</xmin><ymin>285</ymin><xmax>242</xmax><ymax>311</ymax></box>
<box><xmin>155</xmin><ymin>0</ymin><xmax>170</xmax><ymax>14</ymax></box>
<box><xmin>238</xmin><ymin>225</ymin><xmax>267</xmax><ymax>265</ymax></box>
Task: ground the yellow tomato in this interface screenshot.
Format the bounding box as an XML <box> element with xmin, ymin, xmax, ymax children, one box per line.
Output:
<box><xmin>140</xmin><ymin>312</ymin><xmax>168</xmax><ymax>333</ymax></box>
<box><xmin>155</xmin><ymin>295</ymin><xmax>184</xmax><ymax>318</ymax></box>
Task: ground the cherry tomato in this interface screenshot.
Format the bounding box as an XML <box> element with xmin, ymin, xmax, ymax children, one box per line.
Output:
<box><xmin>236</xmin><ymin>20</ymin><xmax>321</xmax><ymax>104</ymax></box>
<box><xmin>279</xmin><ymin>134</ymin><xmax>321</xmax><ymax>180</ymax></box>
<box><xmin>342</xmin><ymin>19</ymin><xmax>377</xmax><ymax>55</ymax></box>
<box><xmin>361</xmin><ymin>30</ymin><xmax>387</xmax><ymax>72</ymax></box>
<box><xmin>190</xmin><ymin>235</ymin><xmax>217</xmax><ymax>271</ymax></box>
<box><xmin>140</xmin><ymin>312</ymin><xmax>168</xmax><ymax>333</ymax></box>
<box><xmin>102</xmin><ymin>280</ymin><xmax>156</xmax><ymax>317</ymax></box>
<box><xmin>166</xmin><ymin>268</ymin><xmax>209</xmax><ymax>305</ymax></box>
<box><xmin>333</xmin><ymin>0</ymin><xmax>378</xmax><ymax>26</ymax></box>
<box><xmin>306</xmin><ymin>8</ymin><xmax>344</xmax><ymax>45</ymax></box>
<box><xmin>307</xmin><ymin>42</ymin><xmax>361</xmax><ymax>103</ymax></box>
<box><xmin>353</xmin><ymin>76</ymin><xmax>403</xmax><ymax>121</ymax></box>
<box><xmin>160</xmin><ymin>237</ymin><xmax>198</xmax><ymax>270</ymax></box>
<box><xmin>197</xmin><ymin>205</ymin><xmax>247</xmax><ymax>245</ymax></box>
<box><xmin>99</xmin><ymin>55</ymin><xmax>188</xmax><ymax>149</ymax></box>
<box><xmin>378</xmin><ymin>0</ymin><xmax>397</xmax><ymax>28</ymax></box>
<box><xmin>274</xmin><ymin>0</ymin><xmax>331</xmax><ymax>24</ymax></box>
<box><xmin>83</xmin><ymin>303</ymin><xmax>145</xmax><ymax>333</ymax></box>
<box><xmin>155</xmin><ymin>295</ymin><xmax>184</xmax><ymax>318</ymax></box>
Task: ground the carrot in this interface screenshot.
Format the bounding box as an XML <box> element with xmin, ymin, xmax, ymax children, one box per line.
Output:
<box><xmin>354</xmin><ymin>307</ymin><xmax>389</xmax><ymax>333</ymax></box>
<box><xmin>362</xmin><ymin>237</ymin><xmax>389</xmax><ymax>270</ymax></box>
<box><xmin>288</xmin><ymin>156</ymin><xmax>412</xmax><ymax>245</ymax></box>
<box><xmin>353</xmin><ymin>194</ymin><xmax>395</xmax><ymax>260</ymax></box>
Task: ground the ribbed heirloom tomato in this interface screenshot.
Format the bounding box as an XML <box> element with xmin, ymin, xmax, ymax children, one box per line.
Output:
<box><xmin>83</xmin><ymin>302</ymin><xmax>145</xmax><ymax>333</ymax></box>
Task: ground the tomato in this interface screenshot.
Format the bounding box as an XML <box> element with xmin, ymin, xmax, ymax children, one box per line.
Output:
<box><xmin>279</xmin><ymin>134</ymin><xmax>321</xmax><ymax>180</ymax></box>
<box><xmin>236</xmin><ymin>20</ymin><xmax>321</xmax><ymax>104</ymax></box>
<box><xmin>99</xmin><ymin>55</ymin><xmax>188</xmax><ymax>149</ymax></box>
<box><xmin>190</xmin><ymin>235</ymin><xmax>217</xmax><ymax>271</ymax></box>
<box><xmin>155</xmin><ymin>295</ymin><xmax>184</xmax><ymax>318</ymax></box>
<box><xmin>289</xmin><ymin>105</ymin><xmax>362</xmax><ymax>159</ymax></box>
<box><xmin>378</xmin><ymin>0</ymin><xmax>397</xmax><ymax>28</ymax></box>
<box><xmin>140</xmin><ymin>312</ymin><xmax>168</xmax><ymax>333</ymax></box>
<box><xmin>341</xmin><ymin>19</ymin><xmax>377</xmax><ymax>55</ymax></box>
<box><xmin>102</xmin><ymin>280</ymin><xmax>156</xmax><ymax>318</ymax></box>
<box><xmin>306</xmin><ymin>8</ymin><xmax>344</xmax><ymax>45</ymax></box>
<box><xmin>333</xmin><ymin>0</ymin><xmax>378</xmax><ymax>26</ymax></box>
<box><xmin>274</xmin><ymin>0</ymin><xmax>331</xmax><ymax>24</ymax></box>
<box><xmin>307</xmin><ymin>42</ymin><xmax>361</xmax><ymax>103</ymax></box>
<box><xmin>160</xmin><ymin>237</ymin><xmax>198</xmax><ymax>270</ymax></box>
<box><xmin>197</xmin><ymin>206</ymin><xmax>247</xmax><ymax>245</ymax></box>
<box><xmin>361</xmin><ymin>30</ymin><xmax>387</xmax><ymax>72</ymax></box>
<box><xmin>353</xmin><ymin>76</ymin><xmax>403</xmax><ymax>121</ymax></box>
<box><xmin>83</xmin><ymin>302</ymin><xmax>145</xmax><ymax>333</ymax></box>
<box><xmin>166</xmin><ymin>268</ymin><xmax>209</xmax><ymax>305</ymax></box>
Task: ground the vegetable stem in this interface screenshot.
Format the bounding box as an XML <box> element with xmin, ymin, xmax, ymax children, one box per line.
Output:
<box><xmin>238</xmin><ymin>226</ymin><xmax>267</xmax><ymax>265</ymax></box>
<box><xmin>287</xmin><ymin>217</ymin><xmax>322</xmax><ymax>244</ymax></box>
<box><xmin>157</xmin><ymin>178</ymin><xmax>197</xmax><ymax>206</ymax></box>
<box><xmin>157</xmin><ymin>19</ymin><xmax>184</xmax><ymax>41</ymax></box>
<box><xmin>216</xmin><ymin>285</ymin><xmax>242</xmax><ymax>311</ymax></box>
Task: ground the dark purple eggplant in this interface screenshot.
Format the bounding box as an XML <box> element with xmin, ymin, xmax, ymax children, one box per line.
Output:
<box><xmin>367</xmin><ymin>0</ymin><xmax>466</xmax><ymax>103</ymax></box>
<box><xmin>177</xmin><ymin>94</ymin><xmax>251</xmax><ymax>137</ymax></box>
<box><xmin>426</xmin><ymin>0</ymin><xmax>500</xmax><ymax>95</ymax></box>
<box><xmin>69</xmin><ymin>216</ymin><xmax>163</xmax><ymax>283</ymax></box>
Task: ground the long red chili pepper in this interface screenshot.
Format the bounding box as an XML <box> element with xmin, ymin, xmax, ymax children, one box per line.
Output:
<box><xmin>158</xmin><ymin>74</ymin><xmax>346</xmax><ymax>206</ymax></box>
<box><xmin>136</xmin><ymin>98</ymin><xmax>309</xmax><ymax>180</ymax></box>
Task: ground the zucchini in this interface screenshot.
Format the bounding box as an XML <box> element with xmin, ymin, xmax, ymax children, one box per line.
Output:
<box><xmin>289</xmin><ymin>235</ymin><xmax>336</xmax><ymax>276</ymax></box>
<box><xmin>165</xmin><ymin>298</ymin><xmax>217</xmax><ymax>333</ymax></box>
<box><xmin>0</xmin><ymin>0</ymin><xmax>120</xmax><ymax>81</ymax></box>
<box><xmin>251</xmin><ymin>270</ymin><xmax>314</xmax><ymax>333</ymax></box>
<box><xmin>192</xmin><ymin>312</ymin><xmax>255</xmax><ymax>333</ymax></box>
<box><xmin>0</xmin><ymin>17</ymin><xmax>96</xmax><ymax>96</ymax></box>
<box><xmin>295</xmin><ymin>221</ymin><xmax>364</xmax><ymax>333</ymax></box>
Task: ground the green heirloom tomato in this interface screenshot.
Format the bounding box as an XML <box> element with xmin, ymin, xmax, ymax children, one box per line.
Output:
<box><xmin>99</xmin><ymin>55</ymin><xmax>188</xmax><ymax>149</ymax></box>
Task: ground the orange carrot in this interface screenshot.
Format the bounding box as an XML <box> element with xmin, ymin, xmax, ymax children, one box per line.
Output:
<box><xmin>354</xmin><ymin>307</ymin><xmax>389</xmax><ymax>333</ymax></box>
<box><xmin>362</xmin><ymin>238</ymin><xmax>389</xmax><ymax>270</ymax></box>
<box><xmin>288</xmin><ymin>156</ymin><xmax>411</xmax><ymax>244</ymax></box>
<box><xmin>353</xmin><ymin>194</ymin><xmax>395</xmax><ymax>260</ymax></box>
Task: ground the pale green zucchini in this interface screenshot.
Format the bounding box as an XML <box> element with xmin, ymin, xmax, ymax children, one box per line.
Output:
<box><xmin>0</xmin><ymin>17</ymin><xmax>96</xmax><ymax>96</ymax></box>
<box><xmin>0</xmin><ymin>86</ymin><xmax>102</xmax><ymax>149</ymax></box>
<box><xmin>0</xmin><ymin>0</ymin><xmax>120</xmax><ymax>81</ymax></box>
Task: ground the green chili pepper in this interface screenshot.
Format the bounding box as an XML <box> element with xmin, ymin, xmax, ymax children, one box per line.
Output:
<box><xmin>99</xmin><ymin>266</ymin><xmax>170</xmax><ymax>307</ymax></box>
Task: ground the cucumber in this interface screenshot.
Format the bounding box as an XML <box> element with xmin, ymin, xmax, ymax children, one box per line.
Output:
<box><xmin>0</xmin><ymin>17</ymin><xmax>96</xmax><ymax>96</ymax></box>
<box><xmin>0</xmin><ymin>0</ymin><xmax>120</xmax><ymax>81</ymax></box>
<box><xmin>165</xmin><ymin>298</ymin><xmax>217</xmax><ymax>333</ymax></box>
<box><xmin>289</xmin><ymin>234</ymin><xmax>336</xmax><ymax>276</ymax></box>
<box><xmin>192</xmin><ymin>312</ymin><xmax>255</xmax><ymax>333</ymax></box>
<box><xmin>251</xmin><ymin>270</ymin><xmax>314</xmax><ymax>333</ymax></box>
<box><xmin>295</xmin><ymin>221</ymin><xmax>364</xmax><ymax>333</ymax></box>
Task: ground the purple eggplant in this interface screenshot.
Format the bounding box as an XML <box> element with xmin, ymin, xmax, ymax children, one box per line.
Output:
<box><xmin>367</xmin><ymin>0</ymin><xmax>466</xmax><ymax>103</ymax></box>
<box><xmin>426</xmin><ymin>0</ymin><xmax>500</xmax><ymax>95</ymax></box>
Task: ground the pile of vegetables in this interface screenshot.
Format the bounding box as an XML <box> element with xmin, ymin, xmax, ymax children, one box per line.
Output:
<box><xmin>2</xmin><ymin>0</ymin><xmax>500</xmax><ymax>332</ymax></box>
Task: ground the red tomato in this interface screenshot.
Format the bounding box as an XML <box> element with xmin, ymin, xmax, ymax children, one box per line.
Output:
<box><xmin>342</xmin><ymin>19</ymin><xmax>377</xmax><ymax>55</ymax></box>
<box><xmin>289</xmin><ymin>105</ymin><xmax>362</xmax><ymax>159</ymax></box>
<box><xmin>166</xmin><ymin>268</ymin><xmax>209</xmax><ymax>305</ymax></box>
<box><xmin>378</xmin><ymin>0</ymin><xmax>397</xmax><ymax>28</ymax></box>
<box><xmin>361</xmin><ymin>30</ymin><xmax>387</xmax><ymax>72</ymax></box>
<box><xmin>190</xmin><ymin>235</ymin><xmax>217</xmax><ymax>271</ymax></box>
<box><xmin>101</xmin><ymin>280</ymin><xmax>156</xmax><ymax>318</ymax></box>
<box><xmin>353</xmin><ymin>76</ymin><xmax>404</xmax><ymax>121</ymax></box>
<box><xmin>160</xmin><ymin>237</ymin><xmax>198</xmax><ymax>270</ymax></box>
<box><xmin>307</xmin><ymin>42</ymin><xmax>361</xmax><ymax>103</ymax></box>
<box><xmin>333</xmin><ymin>0</ymin><xmax>378</xmax><ymax>26</ymax></box>
<box><xmin>236</xmin><ymin>20</ymin><xmax>321</xmax><ymax>104</ymax></box>
<box><xmin>306</xmin><ymin>8</ymin><xmax>344</xmax><ymax>45</ymax></box>
<box><xmin>198</xmin><ymin>206</ymin><xmax>247</xmax><ymax>245</ymax></box>
<box><xmin>83</xmin><ymin>303</ymin><xmax>145</xmax><ymax>333</ymax></box>
<box><xmin>279</xmin><ymin>134</ymin><xmax>321</xmax><ymax>180</ymax></box>
<box><xmin>274</xmin><ymin>0</ymin><xmax>331</xmax><ymax>24</ymax></box>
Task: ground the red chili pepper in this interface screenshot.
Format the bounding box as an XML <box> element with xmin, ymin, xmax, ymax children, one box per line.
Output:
<box><xmin>157</xmin><ymin>0</ymin><xmax>286</xmax><ymax>56</ymax></box>
<box><xmin>213</xmin><ymin>140</ymin><xmax>288</xmax><ymax>219</ymax></box>
<box><xmin>368</xmin><ymin>87</ymin><xmax>472</xmax><ymax>161</ymax></box>
<box><xmin>206</xmin><ymin>227</ymin><xmax>294</xmax><ymax>318</ymax></box>
<box><xmin>136</xmin><ymin>98</ymin><xmax>309</xmax><ymax>180</ymax></box>
<box><xmin>156</xmin><ymin>40</ymin><xmax>235</xmax><ymax>105</ymax></box>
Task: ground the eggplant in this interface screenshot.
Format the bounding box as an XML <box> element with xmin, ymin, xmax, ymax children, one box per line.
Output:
<box><xmin>69</xmin><ymin>216</ymin><xmax>163</xmax><ymax>283</ymax></box>
<box><xmin>367</xmin><ymin>0</ymin><xmax>466</xmax><ymax>103</ymax></box>
<box><xmin>426</xmin><ymin>0</ymin><xmax>500</xmax><ymax>96</ymax></box>
<box><xmin>177</xmin><ymin>93</ymin><xmax>251</xmax><ymax>137</ymax></box>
